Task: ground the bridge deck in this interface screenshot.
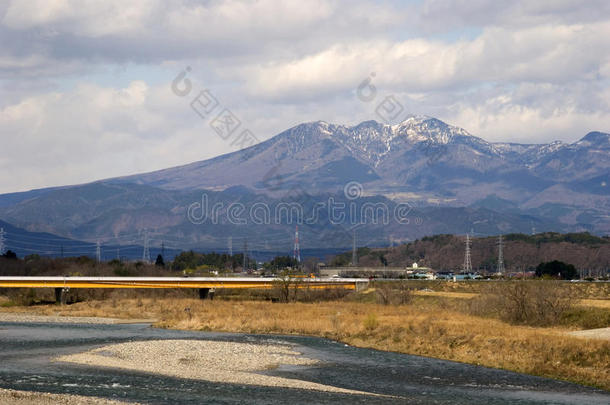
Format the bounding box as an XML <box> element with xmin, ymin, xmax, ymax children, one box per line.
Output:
<box><xmin>0</xmin><ymin>276</ymin><xmax>364</xmax><ymax>290</ymax></box>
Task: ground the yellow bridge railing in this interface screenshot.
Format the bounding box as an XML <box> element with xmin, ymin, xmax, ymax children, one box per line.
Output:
<box><xmin>0</xmin><ymin>276</ymin><xmax>365</xmax><ymax>290</ymax></box>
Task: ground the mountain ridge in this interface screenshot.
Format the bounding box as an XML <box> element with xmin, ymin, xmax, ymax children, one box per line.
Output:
<box><xmin>0</xmin><ymin>116</ymin><xmax>608</xmax><ymax>247</ymax></box>
<box><xmin>110</xmin><ymin>117</ymin><xmax>609</xmax><ymax>196</ymax></box>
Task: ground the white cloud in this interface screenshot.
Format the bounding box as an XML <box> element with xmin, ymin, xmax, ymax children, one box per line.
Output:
<box><xmin>0</xmin><ymin>81</ymin><xmax>236</xmax><ymax>193</ymax></box>
<box><xmin>2</xmin><ymin>0</ymin><xmax>158</xmax><ymax>36</ymax></box>
<box><xmin>245</xmin><ymin>22</ymin><xmax>610</xmax><ymax>99</ymax></box>
<box><xmin>0</xmin><ymin>0</ymin><xmax>609</xmax><ymax>193</ymax></box>
<box><xmin>448</xmin><ymin>91</ymin><xmax>610</xmax><ymax>144</ymax></box>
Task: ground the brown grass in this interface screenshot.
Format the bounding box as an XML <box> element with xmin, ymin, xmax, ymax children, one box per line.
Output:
<box><xmin>410</xmin><ymin>292</ymin><xmax>610</xmax><ymax>310</ymax></box>
<box><xmin>4</xmin><ymin>296</ymin><xmax>608</xmax><ymax>391</ymax></box>
<box><xmin>578</xmin><ymin>299</ymin><xmax>610</xmax><ymax>309</ymax></box>
<box><xmin>412</xmin><ymin>291</ymin><xmax>478</xmax><ymax>299</ymax></box>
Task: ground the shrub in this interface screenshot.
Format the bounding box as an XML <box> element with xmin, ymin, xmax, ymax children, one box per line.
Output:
<box><xmin>560</xmin><ymin>307</ymin><xmax>610</xmax><ymax>329</ymax></box>
<box><xmin>471</xmin><ymin>281</ymin><xmax>573</xmax><ymax>326</ymax></box>
<box><xmin>375</xmin><ymin>282</ymin><xmax>412</xmax><ymax>305</ymax></box>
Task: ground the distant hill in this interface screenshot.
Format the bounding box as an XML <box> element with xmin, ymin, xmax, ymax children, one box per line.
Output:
<box><xmin>335</xmin><ymin>232</ymin><xmax>610</xmax><ymax>273</ymax></box>
<box><xmin>0</xmin><ymin>182</ymin><xmax>565</xmax><ymax>251</ymax></box>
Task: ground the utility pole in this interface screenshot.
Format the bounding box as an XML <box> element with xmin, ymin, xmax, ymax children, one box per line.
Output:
<box><xmin>228</xmin><ymin>236</ymin><xmax>233</xmax><ymax>256</ymax></box>
<box><xmin>352</xmin><ymin>229</ymin><xmax>357</xmax><ymax>267</ymax></box>
<box><xmin>96</xmin><ymin>240</ymin><xmax>101</xmax><ymax>262</ymax></box>
<box><xmin>496</xmin><ymin>235</ymin><xmax>505</xmax><ymax>274</ymax></box>
<box><xmin>463</xmin><ymin>233</ymin><xmax>472</xmax><ymax>273</ymax></box>
<box><xmin>242</xmin><ymin>239</ymin><xmax>248</xmax><ymax>271</ymax></box>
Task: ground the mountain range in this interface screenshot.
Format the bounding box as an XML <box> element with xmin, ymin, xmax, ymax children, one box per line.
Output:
<box><xmin>0</xmin><ymin>116</ymin><xmax>608</xmax><ymax>254</ymax></box>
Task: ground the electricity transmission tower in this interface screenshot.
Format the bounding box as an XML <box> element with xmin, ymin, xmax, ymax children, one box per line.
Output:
<box><xmin>142</xmin><ymin>230</ymin><xmax>150</xmax><ymax>263</ymax></box>
<box><xmin>242</xmin><ymin>239</ymin><xmax>248</xmax><ymax>271</ymax></box>
<box><xmin>293</xmin><ymin>225</ymin><xmax>301</xmax><ymax>263</ymax></box>
<box><xmin>0</xmin><ymin>228</ymin><xmax>5</xmax><ymax>255</ymax></box>
<box><xmin>96</xmin><ymin>240</ymin><xmax>101</xmax><ymax>262</ymax></box>
<box><xmin>463</xmin><ymin>233</ymin><xmax>472</xmax><ymax>273</ymax></box>
<box><xmin>496</xmin><ymin>235</ymin><xmax>505</xmax><ymax>274</ymax></box>
<box><xmin>352</xmin><ymin>229</ymin><xmax>357</xmax><ymax>266</ymax></box>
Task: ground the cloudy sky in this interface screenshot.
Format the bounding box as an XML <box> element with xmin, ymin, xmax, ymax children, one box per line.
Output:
<box><xmin>1</xmin><ymin>0</ymin><xmax>609</xmax><ymax>194</ymax></box>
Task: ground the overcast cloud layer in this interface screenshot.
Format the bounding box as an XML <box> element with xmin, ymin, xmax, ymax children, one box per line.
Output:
<box><xmin>1</xmin><ymin>0</ymin><xmax>609</xmax><ymax>193</ymax></box>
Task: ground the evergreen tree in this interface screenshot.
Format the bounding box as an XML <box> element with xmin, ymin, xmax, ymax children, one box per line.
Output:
<box><xmin>535</xmin><ymin>260</ymin><xmax>577</xmax><ymax>280</ymax></box>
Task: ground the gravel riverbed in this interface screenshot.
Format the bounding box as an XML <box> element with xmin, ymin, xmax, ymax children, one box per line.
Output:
<box><xmin>57</xmin><ymin>339</ymin><xmax>381</xmax><ymax>397</ymax></box>
<box><xmin>0</xmin><ymin>312</ymin><xmax>155</xmax><ymax>324</ymax></box>
<box><xmin>0</xmin><ymin>313</ymin><xmax>119</xmax><ymax>324</ymax></box>
<box><xmin>0</xmin><ymin>388</ymin><xmax>136</xmax><ymax>404</ymax></box>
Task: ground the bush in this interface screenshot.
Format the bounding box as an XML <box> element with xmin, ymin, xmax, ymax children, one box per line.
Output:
<box><xmin>471</xmin><ymin>281</ymin><xmax>573</xmax><ymax>326</ymax></box>
<box><xmin>560</xmin><ymin>307</ymin><xmax>610</xmax><ymax>329</ymax></box>
<box><xmin>375</xmin><ymin>282</ymin><xmax>412</xmax><ymax>305</ymax></box>
<box><xmin>272</xmin><ymin>272</ymin><xmax>302</xmax><ymax>302</ymax></box>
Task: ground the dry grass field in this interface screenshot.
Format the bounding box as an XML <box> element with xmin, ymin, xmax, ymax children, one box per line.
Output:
<box><xmin>2</xmin><ymin>286</ymin><xmax>608</xmax><ymax>391</ymax></box>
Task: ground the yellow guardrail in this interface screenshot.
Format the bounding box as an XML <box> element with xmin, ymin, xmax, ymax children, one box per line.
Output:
<box><xmin>0</xmin><ymin>276</ymin><xmax>362</xmax><ymax>290</ymax></box>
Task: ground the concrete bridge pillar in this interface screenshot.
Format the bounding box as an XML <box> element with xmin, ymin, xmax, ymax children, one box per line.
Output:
<box><xmin>198</xmin><ymin>288</ymin><xmax>215</xmax><ymax>300</ymax></box>
<box><xmin>54</xmin><ymin>287</ymin><xmax>68</xmax><ymax>304</ymax></box>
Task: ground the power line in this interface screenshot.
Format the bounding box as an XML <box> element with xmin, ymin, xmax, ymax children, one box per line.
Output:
<box><xmin>3</xmin><ymin>235</ymin><xmax>96</xmax><ymax>247</ymax></box>
<box><xmin>0</xmin><ymin>232</ymin><xmax>83</xmax><ymax>242</ymax></box>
